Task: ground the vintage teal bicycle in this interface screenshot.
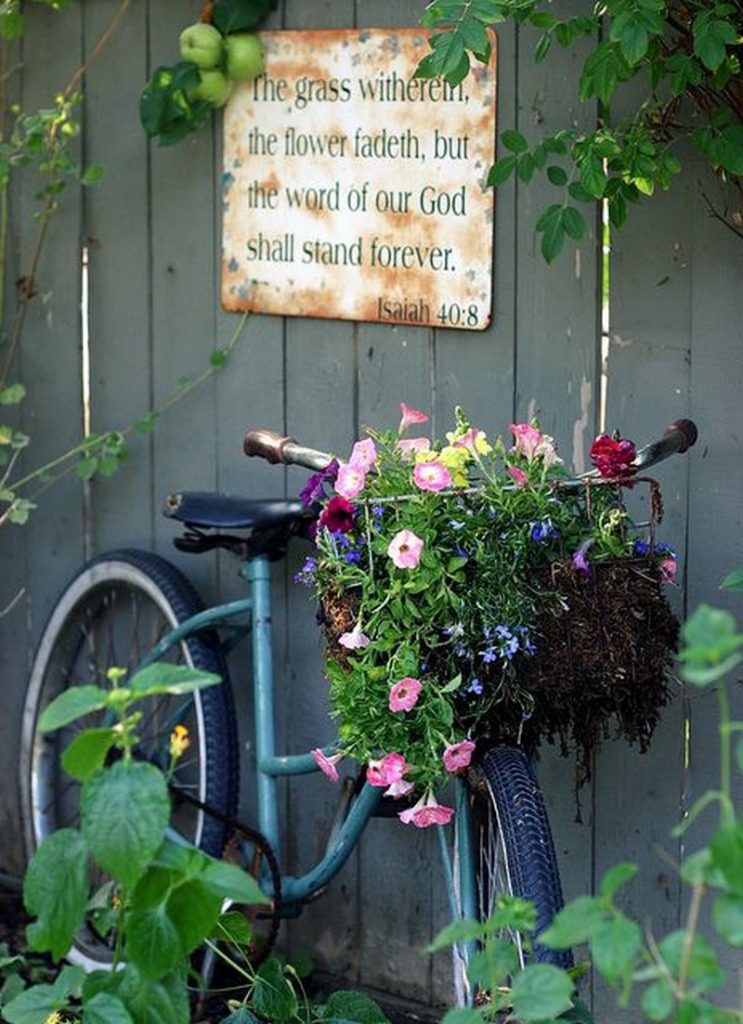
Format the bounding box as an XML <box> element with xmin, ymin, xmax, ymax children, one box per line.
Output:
<box><xmin>18</xmin><ymin>417</ymin><xmax>697</xmax><ymax>1000</ymax></box>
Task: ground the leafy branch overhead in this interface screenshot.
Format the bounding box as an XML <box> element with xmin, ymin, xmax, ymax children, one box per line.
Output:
<box><xmin>416</xmin><ymin>0</ymin><xmax>743</xmax><ymax>261</ymax></box>
<box><xmin>140</xmin><ymin>0</ymin><xmax>276</xmax><ymax>145</ymax></box>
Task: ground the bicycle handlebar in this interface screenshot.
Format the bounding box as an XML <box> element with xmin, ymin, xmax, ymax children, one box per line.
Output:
<box><xmin>244</xmin><ymin>419</ymin><xmax>698</xmax><ymax>478</ymax></box>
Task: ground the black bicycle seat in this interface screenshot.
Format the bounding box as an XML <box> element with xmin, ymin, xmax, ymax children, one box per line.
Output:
<box><xmin>163</xmin><ymin>491</ymin><xmax>308</xmax><ymax>531</ymax></box>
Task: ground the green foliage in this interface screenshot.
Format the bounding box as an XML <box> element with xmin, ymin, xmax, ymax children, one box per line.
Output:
<box><xmin>432</xmin><ymin>591</ymin><xmax>743</xmax><ymax>1023</ymax></box>
<box><xmin>4</xmin><ymin>664</ymin><xmax>268</xmax><ymax>1024</ymax></box>
<box><xmin>416</xmin><ymin>0</ymin><xmax>743</xmax><ymax>259</ymax></box>
<box><xmin>212</xmin><ymin>0</ymin><xmax>278</xmax><ymax>34</ymax></box>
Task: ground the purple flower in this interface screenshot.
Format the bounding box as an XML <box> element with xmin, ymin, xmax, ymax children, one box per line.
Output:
<box><xmin>530</xmin><ymin>519</ymin><xmax>560</xmax><ymax>543</ymax></box>
<box><xmin>468</xmin><ymin>677</ymin><xmax>483</xmax><ymax>695</ymax></box>
<box><xmin>299</xmin><ymin>459</ymin><xmax>340</xmax><ymax>507</ymax></box>
<box><xmin>634</xmin><ymin>539</ymin><xmax>650</xmax><ymax>556</ymax></box>
<box><xmin>503</xmin><ymin>637</ymin><xmax>519</xmax><ymax>660</ymax></box>
<box><xmin>481</xmin><ymin>646</ymin><xmax>498</xmax><ymax>664</ymax></box>
<box><xmin>572</xmin><ymin>539</ymin><xmax>594</xmax><ymax>576</ymax></box>
<box><xmin>344</xmin><ymin>550</ymin><xmax>362</xmax><ymax>564</ymax></box>
<box><xmin>293</xmin><ymin>556</ymin><xmax>316</xmax><ymax>586</ymax></box>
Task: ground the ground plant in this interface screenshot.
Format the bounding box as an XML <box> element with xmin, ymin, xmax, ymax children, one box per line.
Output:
<box><xmin>434</xmin><ymin>575</ymin><xmax>743</xmax><ymax>1024</ymax></box>
<box><xmin>1</xmin><ymin>662</ymin><xmax>269</xmax><ymax>1024</ymax></box>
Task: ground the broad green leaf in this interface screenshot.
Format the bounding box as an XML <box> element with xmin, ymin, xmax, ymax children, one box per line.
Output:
<box><xmin>201</xmin><ymin>860</ymin><xmax>269</xmax><ymax>904</ymax></box>
<box><xmin>0</xmin><ymin>383</ymin><xmax>26</xmax><ymax>405</ymax></box>
<box><xmin>559</xmin><ymin>999</ymin><xmax>594</xmax><ymax>1024</ymax></box>
<box><xmin>590</xmin><ymin>914</ymin><xmax>642</xmax><ymax>986</ymax></box>
<box><xmin>251</xmin><ymin>958</ymin><xmax>298</xmax><ymax>1022</ymax></box>
<box><xmin>466</xmin><ymin>940</ymin><xmax>519</xmax><ymax>988</ymax></box>
<box><xmin>116</xmin><ymin>966</ymin><xmax>190</xmax><ymax>1024</ymax></box>
<box><xmin>62</xmin><ymin>727</ymin><xmax>117</xmax><ymax>781</ymax></box>
<box><xmin>711</xmin><ymin>823</ymin><xmax>743</xmax><ymax>895</ymax></box>
<box><xmin>321</xmin><ymin>990</ymin><xmax>390</xmax><ymax>1023</ymax></box>
<box><xmin>712</xmin><ymin>894</ymin><xmax>743</xmax><ymax>945</ymax></box>
<box><xmin>600</xmin><ymin>862</ymin><xmax>638</xmax><ymax>900</ymax></box>
<box><xmin>547</xmin><ymin>165</ymin><xmax>568</xmax><ymax>186</ymax></box>
<box><xmin>579</xmin><ymin>41</ymin><xmax>629</xmax><ymax>104</ymax></box>
<box><xmin>721</xmin><ymin>568</ymin><xmax>743</xmax><ymax>591</ymax></box>
<box><xmin>0</xmin><ymin>975</ymin><xmax>25</xmax><ymax>1009</ymax></box>
<box><xmin>659</xmin><ymin>930</ymin><xmax>726</xmax><ymax>993</ymax></box>
<box><xmin>82</xmin><ymin>760</ymin><xmax>169</xmax><ymax>889</ymax></box>
<box><xmin>219</xmin><ymin>1010</ymin><xmax>260</xmax><ymax>1024</ymax></box>
<box><xmin>441</xmin><ymin>1009</ymin><xmax>483</xmax><ymax>1024</ymax></box>
<box><xmin>81</xmin><ymin>164</ymin><xmax>104</xmax><ymax>186</ymax></box>
<box><xmin>39</xmin><ymin>685</ymin><xmax>108</xmax><ymax>732</ymax></box>
<box><xmin>167</xmin><ymin>879</ymin><xmax>223</xmax><ymax>954</ymax></box>
<box><xmin>536</xmin><ymin>203</ymin><xmax>566</xmax><ymax>263</ymax></box>
<box><xmin>579</xmin><ymin>153</ymin><xmax>607</xmax><ymax>198</ymax></box>
<box><xmin>82</xmin><ymin>992</ymin><xmax>134</xmax><ymax>1024</ymax></box>
<box><xmin>487</xmin><ymin>155</ymin><xmax>516</xmax><ymax>186</ymax></box>
<box><xmin>511</xmin><ymin>964</ymin><xmax>574</xmax><ymax>1022</ymax></box>
<box><xmin>126</xmin><ymin>903</ymin><xmax>182</xmax><ymax>980</ymax></box>
<box><xmin>681</xmin><ymin>847</ymin><xmax>725</xmax><ymax>888</ymax></box>
<box><xmin>23</xmin><ymin>829</ymin><xmax>89</xmax><ymax>961</ymax></box>
<box><xmin>501</xmin><ymin>129</ymin><xmax>528</xmax><ymax>154</ymax></box>
<box><xmin>562</xmin><ymin>205</ymin><xmax>585</xmax><ymax>241</ymax></box>
<box><xmin>540</xmin><ymin>896</ymin><xmax>608</xmax><ymax>948</ymax></box>
<box><xmin>427</xmin><ymin>917</ymin><xmax>485</xmax><ymax>952</ymax></box>
<box><xmin>641</xmin><ymin>980</ymin><xmax>674</xmax><ymax>1021</ymax></box>
<box><xmin>212</xmin><ymin>0</ymin><xmax>276</xmax><ymax>34</ymax></box>
<box><xmin>213</xmin><ymin>910</ymin><xmax>252</xmax><ymax>945</ymax></box>
<box><xmin>51</xmin><ymin>965</ymin><xmax>84</xmax><ymax>1001</ymax></box>
<box><xmin>2</xmin><ymin>984</ymin><xmax>58</xmax><ymax>1024</ymax></box>
<box><xmin>693</xmin><ymin>10</ymin><xmax>738</xmax><ymax>70</ymax></box>
<box><xmin>128</xmin><ymin>662</ymin><xmax>221</xmax><ymax>697</ymax></box>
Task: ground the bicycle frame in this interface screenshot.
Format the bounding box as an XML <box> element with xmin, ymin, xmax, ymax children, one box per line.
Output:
<box><xmin>143</xmin><ymin>549</ymin><xmax>479</xmax><ymax>921</ymax></box>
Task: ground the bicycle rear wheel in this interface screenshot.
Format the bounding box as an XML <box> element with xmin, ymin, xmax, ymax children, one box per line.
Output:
<box><xmin>452</xmin><ymin>745</ymin><xmax>572</xmax><ymax>1003</ymax></box>
<box><xmin>19</xmin><ymin>549</ymin><xmax>239</xmax><ymax>970</ymax></box>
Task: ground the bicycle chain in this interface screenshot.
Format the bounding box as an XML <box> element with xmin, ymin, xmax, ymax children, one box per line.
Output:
<box><xmin>169</xmin><ymin>783</ymin><xmax>282</xmax><ymax>967</ymax></box>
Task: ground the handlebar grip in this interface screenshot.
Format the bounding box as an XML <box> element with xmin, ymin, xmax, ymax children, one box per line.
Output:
<box><xmin>243</xmin><ymin>428</ymin><xmax>298</xmax><ymax>465</ymax></box>
<box><xmin>633</xmin><ymin>418</ymin><xmax>698</xmax><ymax>471</ymax></box>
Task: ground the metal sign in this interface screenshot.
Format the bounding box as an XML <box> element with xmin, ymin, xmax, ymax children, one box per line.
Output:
<box><xmin>222</xmin><ymin>28</ymin><xmax>497</xmax><ymax>331</ymax></box>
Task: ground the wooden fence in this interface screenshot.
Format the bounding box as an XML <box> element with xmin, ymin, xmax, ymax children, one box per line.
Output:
<box><xmin>1</xmin><ymin>0</ymin><xmax>742</xmax><ymax>1016</ymax></box>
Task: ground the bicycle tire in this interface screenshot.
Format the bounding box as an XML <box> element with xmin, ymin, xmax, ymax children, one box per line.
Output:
<box><xmin>451</xmin><ymin>745</ymin><xmax>572</xmax><ymax>1004</ymax></box>
<box><xmin>19</xmin><ymin>548</ymin><xmax>239</xmax><ymax>969</ymax></box>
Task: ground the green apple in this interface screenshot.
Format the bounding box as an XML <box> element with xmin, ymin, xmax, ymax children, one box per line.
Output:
<box><xmin>192</xmin><ymin>69</ymin><xmax>233</xmax><ymax>108</ymax></box>
<box><xmin>224</xmin><ymin>33</ymin><xmax>265</xmax><ymax>82</ymax></box>
<box><xmin>179</xmin><ymin>22</ymin><xmax>224</xmax><ymax>69</ymax></box>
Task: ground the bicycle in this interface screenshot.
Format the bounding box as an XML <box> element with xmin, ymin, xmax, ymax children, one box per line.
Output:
<box><xmin>18</xmin><ymin>416</ymin><xmax>697</xmax><ymax>1003</ymax></box>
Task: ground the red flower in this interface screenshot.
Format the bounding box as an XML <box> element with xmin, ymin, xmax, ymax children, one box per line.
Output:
<box><xmin>589</xmin><ymin>434</ymin><xmax>637</xmax><ymax>478</ymax></box>
<box><xmin>318</xmin><ymin>496</ymin><xmax>355</xmax><ymax>533</ymax></box>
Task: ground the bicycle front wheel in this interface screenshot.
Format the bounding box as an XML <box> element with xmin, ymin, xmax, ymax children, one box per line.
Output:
<box><xmin>19</xmin><ymin>549</ymin><xmax>239</xmax><ymax>970</ymax></box>
<box><xmin>452</xmin><ymin>745</ymin><xmax>573</xmax><ymax>1004</ymax></box>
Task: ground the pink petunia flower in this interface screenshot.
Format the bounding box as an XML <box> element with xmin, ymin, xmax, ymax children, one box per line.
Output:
<box><xmin>399</xmin><ymin>402</ymin><xmax>429</xmax><ymax>434</ymax></box>
<box><xmin>510</xmin><ymin>423</ymin><xmax>561</xmax><ymax>467</ymax></box>
<box><xmin>367</xmin><ymin>752</ymin><xmax>408</xmax><ymax>787</ymax></box>
<box><xmin>507</xmin><ymin>465</ymin><xmax>529</xmax><ymax>488</ymax></box>
<box><xmin>660</xmin><ymin>557</ymin><xmax>677</xmax><ymax>584</ymax></box>
<box><xmin>338</xmin><ymin>623</ymin><xmax>371</xmax><ymax>650</ymax></box>
<box><xmin>387</xmin><ymin>529</ymin><xmax>424</xmax><ymax>569</ymax></box>
<box><xmin>398</xmin><ymin>437</ymin><xmax>431</xmax><ymax>457</ymax></box>
<box><xmin>311</xmin><ymin>748</ymin><xmax>344</xmax><ymax>783</ymax></box>
<box><xmin>399</xmin><ymin>792</ymin><xmax>455</xmax><ymax>828</ymax></box>
<box><xmin>349</xmin><ymin>438</ymin><xmax>377</xmax><ymax>472</ymax></box>
<box><xmin>413</xmin><ymin>460</ymin><xmax>452</xmax><ymax>492</ymax></box>
<box><xmin>443</xmin><ymin>739</ymin><xmax>476</xmax><ymax>773</ymax></box>
<box><xmin>452</xmin><ymin>427</ymin><xmax>489</xmax><ymax>453</ymax></box>
<box><xmin>335</xmin><ymin>463</ymin><xmax>366</xmax><ymax>500</ymax></box>
<box><xmin>389</xmin><ymin>677</ymin><xmax>422</xmax><ymax>713</ymax></box>
<box><xmin>383</xmin><ymin>779</ymin><xmax>415</xmax><ymax>799</ymax></box>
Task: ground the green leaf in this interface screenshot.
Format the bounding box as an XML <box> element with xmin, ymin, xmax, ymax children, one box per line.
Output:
<box><xmin>641</xmin><ymin>981</ymin><xmax>674</xmax><ymax>1021</ymax></box>
<box><xmin>658</xmin><ymin>930</ymin><xmax>725</xmax><ymax>993</ymax></box>
<box><xmin>166</xmin><ymin>879</ymin><xmax>223</xmax><ymax>954</ymax></box>
<box><xmin>600</xmin><ymin>862</ymin><xmax>638</xmax><ymax>900</ymax></box>
<box><xmin>501</xmin><ymin>129</ymin><xmax>528</xmax><ymax>154</ymax></box>
<box><xmin>219</xmin><ymin>1010</ymin><xmax>260</xmax><ymax>1024</ymax></box>
<box><xmin>39</xmin><ymin>685</ymin><xmax>108</xmax><ymax>732</ymax></box>
<box><xmin>712</xmin><ymin>894</ymin><xmax>743</xmax><ymax>946</ymax></box>
<box><xmin>579</xmin><ymin>41</ymin><xmax>630</xmax><ymax>104</ymax></box>
<box><xmin>23</xmin><ymin>829</ymin><xmax>89</xmax><ymax>961</ymax></box>
<box><xmin>427</xmin><ymin>917</ymin><xmax>485</xmax><ymax>952</ymax></box>
<box><xmin>590</xmin><ymin>914</ymin><xmax>642</xmax><ymax>986</ymax></box>
<box><xmin>76</xmin><ymin>456</ymin><xmax>99</xmax><ymax>480</ymax></box>
<box><xmin>562</xmin><ymin>205</ymin><xmax>585</xmax><ymax>241</ymax></box>
<box><xmin>51</xmin><ymin>966</ymin><xmax>84</xmax><ymax>1002</ymax></box>
<box><xmin>139</xmin><ymin>63</ymin><xmax>212</xmax><ymax>146</ymax></box>
<box><xmin>201</xmin><ymin>860</ymin><xmax>269</xmax><ymax>904</ymax></box>
<box><xmin>82</xmin><ymin>760</ymin><xmax>169</xmax><ymax>889</ymax></box>
<box><xmin>441</xmin><ymin>1009</ymin><xmax>482</xmax><ymax>1024</ymax></box>
<box><xmin>466</xmin><ymin>939</ymin><xmax>519</xmax><ymax>988</ymax></box>
<box><xmin>82</xmin><ymin>992</ymin><xmax>135</xmax><ymax>1024</ymax></box>
<box><xmin>710</xmin><ymin>823</ymin><xmax>743</xmax><ymax>896</ymax></box>
<box><xmin>251</xmin><ymin>958</ymin><xmax>298</xmax><ymax>1022</ymax></box>
<box><xmin>62</xmin><ymin>727</ymin><xmax>117</xmax><ymax>781</ymax></box>
<box><xmin>547</xmin><ymin>165</ymin><xmax>568</xmax><ymax>186</ymax></box>
<box><xmin>134</xmin><ymin>411</ymin><xmax>160</xmax><ymax>435</ymax></box>
<box><xmin>213</xmin><ymin>910</ymin><xmax>252</xmax><ymax>945</ymax></box>
<box><xmin>517</xmin><ymin>152</ymin><xmax>535</xmax><ymax>182</ymax></box>
<box><xmin>115</xmin><ymin>966</ymin><xmax>190</xmax><ymax>1024</ymax></box>
<box><xmin>693</xmin><ymin>10</ymin><xmax>738</xmax><ymax>71</ymax></box>
<box><xmin>128</xmin><ymin>662</ymin><xmax>221</xmax><ymax>698</ymax></box>
<box><xmin>126</xmin><ymin>902</ymin><xmax>183</xmax><ymax>981</ymax></box>
<box><xmin>540</xmin><ymin>896</ymin><xmax>608</xmax><ymax>948</ymax></box>
<box><xmin>0</xmin><ymin>383</ymin><xmax>26</xmax><ymax>405</ymax></box>
<box><xmin>2</xmin><ymin>984</ymin><xmax>58</xmax><ymax>1024</ymax></box>
<box><xmin>210</xmin><ymin>347</ymin><xmax>229</xmax><ymax>368</ymax></box>
<box><xmin>321</xmin><ymin>990</ymin><xmax>390</xmax><ymax>1023</ymax></box>
<box><xmin>721</xmin><ymin>568</ymin><xmax>743</xmax><ymax>591</ymax></box>
<box><xmin>81</xmin><ymin>163</ymin><xmax>104</xmax><ymax>186</ymax></box>
<box><xmin>212</xmin><ymin>0</ymin><xmax>276</xmax><ymax>34</ymax></box>
<box><xmin>510</xmin><ymin>964</ymin><xmax>574</xmax><ymax>1022</ymax></box>
<box><xmin>536</xmin><ymin>204</ymin><xmax>566</xmax><ymax>263</ymax></box>
<box><xmin>487</xmin><ymin>155</ymin><xmax>516</xmax><ymax>186</ymax></box>
<box><xmin>579</xmin><ymin>153</ymin><xmax>607</xmax><ymax>198</ymax></box>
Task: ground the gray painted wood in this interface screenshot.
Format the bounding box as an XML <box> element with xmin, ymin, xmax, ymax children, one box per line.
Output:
<box><xmin>2</xmin><ymin>0</ymin><xmax>743</xmax><ymax>1014</ymax></box>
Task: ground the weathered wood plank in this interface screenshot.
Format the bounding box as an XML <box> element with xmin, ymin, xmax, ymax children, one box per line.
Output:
<box><xmin>595</xmin><ymin>162</ymin><xmax>696</xmax><ymax>1022</ymax></box>
<box><xmin>2</xmin><ymin>2</ymin><xmax>86</xmax><ymax>872</ymax></box>
<box><xmin>84</xmin><ymin>0</ymin><xmax>153</xmax><ymax>555</ymax></box>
